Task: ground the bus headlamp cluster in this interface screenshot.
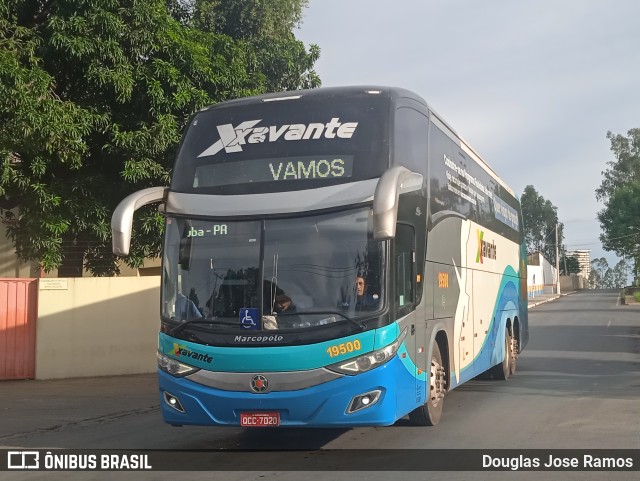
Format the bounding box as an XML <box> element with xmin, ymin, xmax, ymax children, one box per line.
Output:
<box><xmin>157</xmin><ymin>352</ymin><xmax>199</xmax><ymax>377</ymax></box>
<box><xmin>327</xmin><ymin>328</ymin><xmax>408</xmax><ymax>375</ymax></box>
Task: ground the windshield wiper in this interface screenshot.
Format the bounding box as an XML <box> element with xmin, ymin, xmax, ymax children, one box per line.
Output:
<box><xmin>168</xmin><ymin>318</ymin><xmax>240</xmax><ymax>336</ymax></box>
<box><xmin>282</xmin><ymin>310</ymin><xmax>366</xmax><ymax>331</ymax></box>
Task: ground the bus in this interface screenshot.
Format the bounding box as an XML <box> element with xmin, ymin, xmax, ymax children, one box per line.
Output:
<box><xmin>112</xmin><ymin>86</ymin><xmax>528</xmax><ymax>427</ymax></box>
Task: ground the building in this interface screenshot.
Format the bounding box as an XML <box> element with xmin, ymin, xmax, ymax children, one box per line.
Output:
<box><xmin>565</xmin><ymin>249</ymin><xmax>591</xmax><ymax>283</ymax></box>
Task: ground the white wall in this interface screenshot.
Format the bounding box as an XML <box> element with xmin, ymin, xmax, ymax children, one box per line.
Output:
<box><xmin>527</xmin><ymin>265</ymin><xmax>544</xmax><ymax>297</ymax></box>
<box><xmin>36</xmin><ymin>277</ymin><xmax>161</xmax><ymax>379</ymax></box>
<box><xmin>527</xmin><ymin>252</ymin><xmax>558</xmax><ymax>296</ymax></box>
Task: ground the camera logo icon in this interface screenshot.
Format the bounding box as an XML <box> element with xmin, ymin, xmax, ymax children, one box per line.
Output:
<box><xmin>7</xmin><ymin>451</ymin><xmax>40</xmax><ymax>470</ymax></box>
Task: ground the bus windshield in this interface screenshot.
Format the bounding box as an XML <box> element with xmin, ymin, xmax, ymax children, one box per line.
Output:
<box><xmin>161</xmin><ymin>207</ymin><xmax>385</xmax><ymax>331</ymax></box>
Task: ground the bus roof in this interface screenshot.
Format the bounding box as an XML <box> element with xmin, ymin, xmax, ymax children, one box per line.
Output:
<box><xmin>199</xmin><ymin>85</ymin><xmax>425</xmax><ymax>110</ymax></box>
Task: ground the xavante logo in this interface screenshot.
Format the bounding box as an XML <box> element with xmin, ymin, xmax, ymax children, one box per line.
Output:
<box><xmin>476</xmin><ymin>230</ymin><xmax>497</xmax><ymax>263</ymax></box>
<box><xmin>169</xmin><ymin>343</ymin><xmax>213</xmax><ymax>363</ymax></box>
<box><xmin>197</xmin><ymin>118</ymin><xmax>359</xmax><ymax>158</ymax></box>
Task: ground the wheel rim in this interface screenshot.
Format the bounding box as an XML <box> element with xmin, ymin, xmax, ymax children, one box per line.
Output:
<box><xmin>509</xmin><ymin>335</ymin><xmax>518</xmax><ymax>372</ymax></box>
<box><xmin>430</xmin><ymin>358</ymin><xmax>446</xmax><ymax>407</ymax></box>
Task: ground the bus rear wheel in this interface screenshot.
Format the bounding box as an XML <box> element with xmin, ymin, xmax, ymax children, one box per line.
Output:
<box><xmin>409</xmin><ymin>342</ymin><xmax>446</xmax><ymax>426</ymax></box>
<box><xmin>491</xmin><ymin>328</ymin><xmax>517</xmax><ymax>380</ymax></box>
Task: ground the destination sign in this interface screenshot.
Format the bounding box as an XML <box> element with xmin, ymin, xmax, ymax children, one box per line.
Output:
<box><xmin>193</xmin><ymin>155</ymin><xmax>354</xmax><ymax>188</ymax></box>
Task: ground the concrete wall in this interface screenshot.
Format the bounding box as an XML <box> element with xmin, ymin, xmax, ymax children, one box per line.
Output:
<box><xmin>36</xmin><ymin>277</ymin><xmax>161</xmax><ymax>379</ymax></box>
<box><xmin>541</xmin><ymin>258</ymin><xmax>557</xmax><ymax>294</ymax></box>
<box><xmin>560</xmin><ymin>274</ymin><xmax>584</xmax><ymax>292</ymax></box>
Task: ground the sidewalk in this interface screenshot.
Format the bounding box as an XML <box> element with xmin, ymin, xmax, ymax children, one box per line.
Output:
<box><xmin>528</xmin><ymin>291</ymin><xmax>571</xmax><ymax>308</ymax></box>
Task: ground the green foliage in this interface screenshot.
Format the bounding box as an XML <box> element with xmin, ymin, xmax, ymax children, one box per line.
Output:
<box><xmin>596</xmin><ymin>129</ymin><xmax>640</xmax><ymax>278</ymax></box>
<box><xmin>190</xmin><ymin>0</ymin><xmax>309</xmax><ymax>40</ymax></box>
<box><xmin>170</xmin><ymin>0</ymin><xmax>320</xmax><ymax>91</ymax></box>
<box><xmin>0</xmin><ymin>0</ymin><xmax>320</xmax><ymax>275</ymax></box>
<box><xmin>559</xmin><ymin>252</ymin><xmax>580</xmax><ymax>275</ymax></box>
<box><xmin>520</xmin><ymin>185</ymin><xmax>564</xmax><ymax>264</ymax></box>
<box><xmin>589</xmin><ymin>257</ymin><xmax>630</xmax><ymax>289</ymax></box>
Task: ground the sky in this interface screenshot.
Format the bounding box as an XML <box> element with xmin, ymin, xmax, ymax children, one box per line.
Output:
<box><xmin>295</xmin><ymin>0</ymin><xmax>640</xmax><ymax>269</ymax></box>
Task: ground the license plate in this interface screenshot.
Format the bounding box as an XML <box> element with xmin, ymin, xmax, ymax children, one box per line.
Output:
<box><xmin>240</xmin><ymin>412</ymin><xmax>280</xmax><ymax>427</ymax></box>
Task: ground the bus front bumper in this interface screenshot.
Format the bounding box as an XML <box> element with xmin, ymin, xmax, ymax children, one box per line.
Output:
<box><xmin>157</xmin><ymin>356</ymin><xmax>418</xmax><ymax>427</ymax></box>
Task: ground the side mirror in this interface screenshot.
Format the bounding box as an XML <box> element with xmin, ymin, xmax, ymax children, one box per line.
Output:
<box><xmin>111</xmin><ymin>187</ymin><xmax>168</xmax><ymax>255</ymax></box>
<box><xmin>372</xmin><ymin>167</ymin><xmax>423</xmax><ymax>240</ymax></box>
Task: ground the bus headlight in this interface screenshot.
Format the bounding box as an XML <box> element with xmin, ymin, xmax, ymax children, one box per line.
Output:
<box><xmin>326</xmin><ymin>328</ymin><xmax>408</xmax><ymax>375</ymax></box>
<box><xmin>157</xmin><ymin>352</ymin><xmax>200</xmax><ymax>377</ymax></box>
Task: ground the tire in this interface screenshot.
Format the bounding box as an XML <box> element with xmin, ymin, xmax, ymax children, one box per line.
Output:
<box><xmin>491</xmin><ymin>327</ymin><xmax>515</xmax><ymax>380</ymax></box>
<box><xmin>509</xmin><ymin>331</ymin><xmax>518</xmax><ymax>377</ymax></box>
<box><xmin>409</xmin><ymin>342</ymin><xmax>446</xmax><ymax>426</ymax></box>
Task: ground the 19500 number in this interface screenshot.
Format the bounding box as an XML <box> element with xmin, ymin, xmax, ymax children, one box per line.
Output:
<box><xmin>326</xmin><ymin>340</ymin><xmax>362</xmax><ymax>358</ymax></box>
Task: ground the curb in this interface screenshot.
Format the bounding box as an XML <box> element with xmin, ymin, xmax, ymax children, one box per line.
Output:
<box><xmin>528</xmin><ymin>296</ymin><xmax>559</xmax><ymax>308</ymax></box>
<box><xmin>528</xmin><ymin>291</ymin><xmax>576</xmax><ymax>309</ymax></box>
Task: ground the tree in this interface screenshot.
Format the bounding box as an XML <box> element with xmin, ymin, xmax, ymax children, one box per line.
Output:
<box><xmin>520</xmin><ymin>185</ymin><xmax>564</xmax><ymax>264</ymax></box>
<box><xmin>559</xmin><ymin>252</ymin><xmax>580</xmax><ymax>276</ymax></box>
<box><xmin>169</xmin><ymin>1</ymin><xmax>320</xmax><ymax>91</ymax></box>
<box><xmin>589</xmin><ymin>257</ymin><xmax>612</xmax><ymax>288</ymax></box>
<box><xmin>611</xmin><ymin>259</ymin><xmax>631</xmax><ymax>288</ymax></box>
<box><xmin>190</xmin><ymin>0</ymin><xmax>309</xmax><ymax>40</ymax></box>
<box><xmin>596</xmin><ymin>128</ymin><xmax>640</xmax><ymax>280</ymax></box>
<box><xmin>0</xmin><ymin>0</ymin><xmax>320</xmax><ymax>276</ymax></box>
<box><xmin>589</xmin><ymin>257</ymin><xmax>630</xmax><ymax>289</ymax></box>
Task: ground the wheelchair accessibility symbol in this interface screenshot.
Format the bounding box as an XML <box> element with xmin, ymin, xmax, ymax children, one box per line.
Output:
<box><xmin>240</xmin><ymin>308</ymin><xmax>260</xmax><ymax>330</ymax></box>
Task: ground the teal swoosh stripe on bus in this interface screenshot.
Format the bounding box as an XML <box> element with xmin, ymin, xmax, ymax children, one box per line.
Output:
<box><xmin>397</xmin><ymin>344</ymin><xmax>427</xmax><ymax>381</ymax></box>
<box><xmin>449</xmin><ymin>264</ymin><xmax>520</xmax><ymax>387</ymax></box>
<box><xmin>160</xmin><ymin>322</ymin><xmax>401</xmax><ymax>372</ymax></box>
<box><xmin>456</xmin><ymin>264</ymin><xmax>521</xmax><ymax>382</ymax></box>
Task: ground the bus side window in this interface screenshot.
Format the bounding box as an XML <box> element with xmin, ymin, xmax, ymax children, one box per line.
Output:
<box><xmin>395</xmin><ymin>223</ymin><xmax>415</xmax><ymax>312</ymax></box>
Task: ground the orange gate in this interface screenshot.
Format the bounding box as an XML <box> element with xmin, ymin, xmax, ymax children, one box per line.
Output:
<box><xmin>0</xmin><ymin>278</ymin><xmax>38</xmax><ymax>380</ymax></box>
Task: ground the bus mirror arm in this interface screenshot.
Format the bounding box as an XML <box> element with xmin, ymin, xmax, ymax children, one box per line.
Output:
<box><xmin>372</xmin><ymin>167</ymin><xmax>423</xmax><ymax>240</ymax></box>
<box><xmin>111</xmin><ymin>186</ymin><xmax>169</xmax><ymax>256</ymax></box>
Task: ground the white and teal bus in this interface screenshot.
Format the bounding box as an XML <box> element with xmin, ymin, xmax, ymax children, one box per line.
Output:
<box><xmin>112</xmin><ymin>86</ymin><xmax>528</xmax><ymax>427</ymax></box>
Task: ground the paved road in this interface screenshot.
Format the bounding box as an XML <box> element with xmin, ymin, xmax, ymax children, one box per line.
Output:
<box><xmin>2</xmin><ymin>289</ymin><xmax>639</xmax><ymax>480</ymax></box>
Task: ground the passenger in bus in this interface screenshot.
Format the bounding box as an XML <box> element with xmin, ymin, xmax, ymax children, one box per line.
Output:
<box><xmin>262</xmin><ymin>294</ymin><xmax>295</xmax><ymax>330</ymax></box>
<box><xmin>274</xmin><ymin>294</ymin><xmax>296</xmax><ymax>313</ymax></box>
<box><xmin>355</xmin><ymin>276</ymin><xmax>380</xmax><ymax>311</ymax></box>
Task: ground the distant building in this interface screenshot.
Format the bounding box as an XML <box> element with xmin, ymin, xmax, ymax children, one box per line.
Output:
<box><xmin>565</xmin><ymin>249</ymin><xmax>591</xmax><ymax>282</ymax></box>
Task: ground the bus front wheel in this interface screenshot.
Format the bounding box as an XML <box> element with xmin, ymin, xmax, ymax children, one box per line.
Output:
<box><xmin>409</xmin><ymin>342</ymin><xmax>446</xmax><ymax>426</ymax></box>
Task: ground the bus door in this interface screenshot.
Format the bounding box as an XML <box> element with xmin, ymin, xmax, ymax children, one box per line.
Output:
<box><xmin>394</xmin><ymin>223</ymin><xmax>426</xmax><ymax>405</ymax></box>
<box><xmin>455</xmin><ymin>219</ymin><xmax>475</xmax><ymax>384</ymax></box>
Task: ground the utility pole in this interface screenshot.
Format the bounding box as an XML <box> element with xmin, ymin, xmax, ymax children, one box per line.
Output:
<box><xmin>555</xmin><ymin>224</ymin><xmax>561</xmax><ymax>295</ymax></box>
